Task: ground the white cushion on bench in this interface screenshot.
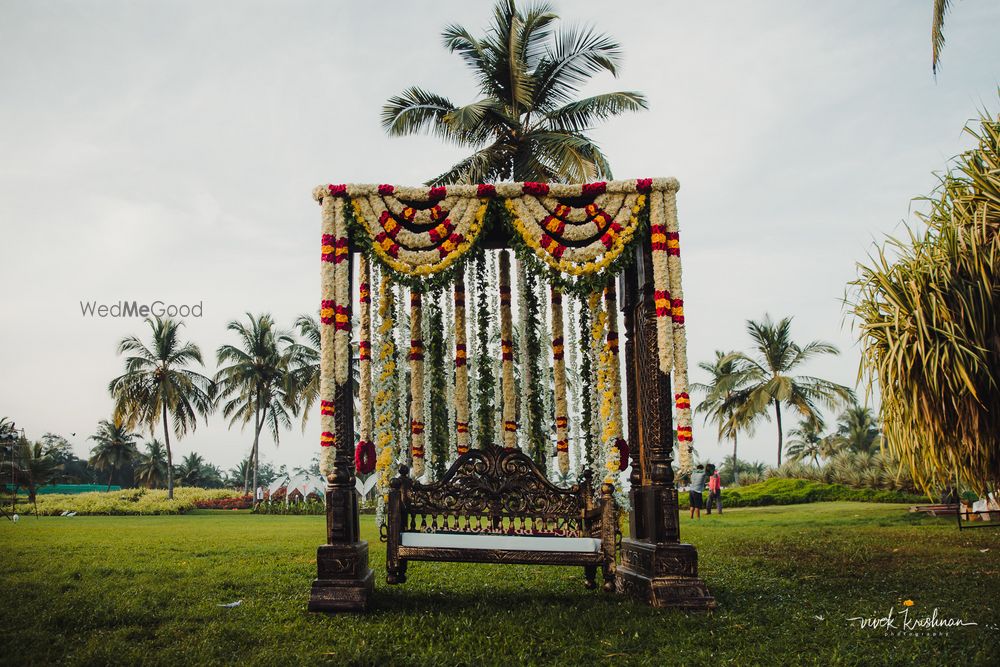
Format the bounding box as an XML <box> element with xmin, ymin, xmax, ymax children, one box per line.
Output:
<box><xmin>400</xmin><ymin>532</ymin><xmax>601</xmax><ymax>553</ymax></box>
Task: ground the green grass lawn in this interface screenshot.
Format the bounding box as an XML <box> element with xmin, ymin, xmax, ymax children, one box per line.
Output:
<box><xmin>1</xmin><ymin>503</ymin><xmax>998</xmax><ymax>666</ymax></box>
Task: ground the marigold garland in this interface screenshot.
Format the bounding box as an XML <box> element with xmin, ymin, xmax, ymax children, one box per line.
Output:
<box><xmin>318</xmin><ymin>197</ymin><xmax>339</xmax><ymax>477</ymax></box>
<box><xmin>332</xmin><ymin>198</ymin><xmax>351</xmax><ymax>386</ymax></box>
<box><xmin>664</xmin><ymin>189</ymin><xmax>694</xmax><ymax>476</ymax></box>
<box><xmin>357</xmin><ymin>255</ymin><xmax>373</xmax><ymax>473</ymax></box>
<box><xmin>551</xmin><ymin>287</ymin><xmax>570</xmax><ymax>474</ymax></box>
<box><xmin>498</xmin><ymin>250</ymin><xmax>517</xmax><ymax>449</ymax></box>
<box><xmin>373</xmin><ymin>274</ymin><xmax>398</xmax><ymax>526</ymax></box>
<box><xmin>600</xmin><ymin>283</ymin><xmax>626</xmax><ymax>484</ymax></box>
<box><xmin>453</xmin><ymin>272</ymin><xmax>471</xmax><ymax>455</ymax></box>
<box><xmin>649</xmin><ymin>189</ymin><xmax>675</xmax><ymax>375</ymax></box>
<box><xmin>408</xmin><ymin>290</ymin><xmax>426</xmax><ymax>477</ymax></box>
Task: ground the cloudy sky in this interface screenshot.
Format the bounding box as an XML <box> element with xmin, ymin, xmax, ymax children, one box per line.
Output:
<box><xmin>1</xmin><ymin>0</ymin><xmax>998</xmax><ymax>474</ymax></box>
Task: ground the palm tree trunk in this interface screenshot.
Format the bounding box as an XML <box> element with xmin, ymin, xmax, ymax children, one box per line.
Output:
<box><xmin>107</xmin><ymin>466</ymin><xmax>114</xmax><ymax>492</ymax></box>
<box><xmin>774</xmin><ymin>400</ymin><xmax>784</xmax><ymax>467</ymax></box>
<box><xmin>732</xmin><ymin>433</ymin><xmax>738</xmax><ymax>485</ymax></box>
<box><xmin>242</xmin><ymin>445</ymin><xmax>252</xmax><ymax>494</ymax></box>
<box><xmin>251</xmin><ymin>400</ymin><xmax>263</xmax><ymax>502</ymax></box>
<box><xmin>163</xmin><ymin>404</ymin><xmax>174</xmax><ymax>500</ymax></box>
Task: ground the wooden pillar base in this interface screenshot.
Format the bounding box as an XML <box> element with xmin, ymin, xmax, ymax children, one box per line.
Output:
<box><xmin>308</xmin><ymin>542</ymin><xmax>374</xmax><ymax>612</ymax></box>
<box><xmin>616</xmin><ymin>539</ymin><xmax>715</xmax><ymax>610</ymax></box>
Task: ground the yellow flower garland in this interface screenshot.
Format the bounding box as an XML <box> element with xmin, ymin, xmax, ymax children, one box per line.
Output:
<box><xmin>499</xmin><ymin>250</ymin><xmax>517</xmax><ymax>448</ymax></box>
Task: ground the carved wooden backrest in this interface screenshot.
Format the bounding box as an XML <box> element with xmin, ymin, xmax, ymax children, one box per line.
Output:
<box><xmin>397</xmin><ymin>445</ymin><xmax>595</xmax><ymax>536</ymax></box>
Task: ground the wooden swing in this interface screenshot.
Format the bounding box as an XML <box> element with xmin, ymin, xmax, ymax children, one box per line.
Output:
<box><xmin>386</xmin><ymin>444</ymin><xmax>617</xmax><ymax>590</ymax></box>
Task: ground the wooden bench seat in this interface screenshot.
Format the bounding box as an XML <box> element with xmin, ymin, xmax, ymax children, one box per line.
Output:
<box><xmin>386</xmin><ymin>444</ymin><xmax>617</xmax><ymax>590</ymax></box>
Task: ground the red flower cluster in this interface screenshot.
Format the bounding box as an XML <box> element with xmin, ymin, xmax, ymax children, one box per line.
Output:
<box><xmin>582</xmin><ymin>181</ymin><xmax>607</xmax><ymax>196</ymax></box>
<box><xmin>636</xmin><ymin>178</ymin><xmax>653</xmax><ymax>193</ymax></box>
<box><xmin>320</xmin><ymin>299</ymin><xmax>335</xmax><ymax>325</ymax></box>
<box><xmin>321</xmin><ymin>233</ymin><xmax>336</xmax><ymax>262</ymax></box>
<box><xmin>616</xmin><ymin>438</ymin><xmax>630</xmax><ymax>470</ymax></box>
<box><xmin>476</xmin><ymin>183</ymin><xmax>496</xmax><ymax>198</ymax></box>
<box><xmin>522</xmin><ymin>182</ymin><xmax>550</xmax><ymax>196</ymax></box>
<box><xmin>354</xmin><ymin>440</ymin><xmax>376</xmax><ymax>475</ymax></box>
<box><xmin>377</xmin><ymin>184</ymin><xmax>395</xmax><ymax>195</ymax></box>
<box><xmin>194</xmin><ymin>496</ymin><xmax>253</xmax><ymax>510</ymax></box>
<box><xmin>327</xmin><ymin>184</ymin><xmax>347</xmax><ymax>196</ymax></box>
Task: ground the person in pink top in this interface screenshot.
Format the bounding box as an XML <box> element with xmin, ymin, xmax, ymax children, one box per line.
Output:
<box><xmin>706</xmin><ymin>466</ymin><xmax>722</xmax><ymax>515</ymax></box>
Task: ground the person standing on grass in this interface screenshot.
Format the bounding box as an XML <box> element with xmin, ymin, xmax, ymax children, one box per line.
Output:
<box><xmin>689</xmin><ymin>464</ymin><xmax>707</xmax><ymax>519</ymax></box>
<box><xmin>707</xmin><ymin>467</ymin><xmax>722</xmax><ymax>515</ymax></box>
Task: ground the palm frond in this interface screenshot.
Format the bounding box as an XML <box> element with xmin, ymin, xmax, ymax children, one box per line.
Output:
<box><xmin>544</xmin><ymin>91</ymin><xmax>647</xmax><ymax>132</ymax></box>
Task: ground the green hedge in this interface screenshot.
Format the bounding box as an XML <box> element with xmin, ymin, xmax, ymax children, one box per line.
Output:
<box><xmin>252</xmin><ymin>499</ymin><xmax>326</xmax><ymax>515</ymax></box>
<box><xmin>678</xmin><ymin>478</ymin><xmax>926</xmax><ymax>509</ymax></box>
<box><xmin>2</xmin><ymin>487</ymin><xmax>242</xmax><ymax>515</ymax></box>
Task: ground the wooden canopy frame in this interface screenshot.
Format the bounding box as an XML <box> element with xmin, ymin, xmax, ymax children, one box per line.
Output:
<box><xmin>307</xmin><ymin>183</ymin><xmax>714</xmax><ymax>612</ymax></box>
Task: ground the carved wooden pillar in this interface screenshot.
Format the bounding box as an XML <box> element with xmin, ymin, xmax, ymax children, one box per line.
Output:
<box><xmin>616</xmin><ymin>240</ymin><xmax>715</xmax><ymax>609</ymax></box>
<box><xmin>309</xmin><ymin>249</ymin><xmax>375</xmax><ymax>612</ymax></box>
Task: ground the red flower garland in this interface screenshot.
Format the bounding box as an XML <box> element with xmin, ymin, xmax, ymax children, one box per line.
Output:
<box><xmin>354</xmin><ymin>440</ymin><xmax>376</xmax><ymax>474</ymax></box>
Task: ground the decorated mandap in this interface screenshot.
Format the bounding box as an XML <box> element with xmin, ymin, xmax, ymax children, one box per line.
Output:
<box><xmin>308</xmin><ymin>178</ymin><xmax>714</xmax><ymax>611</ymax></box>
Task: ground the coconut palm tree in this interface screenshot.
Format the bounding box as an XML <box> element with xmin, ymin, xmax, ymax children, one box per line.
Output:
<box><xmin>227</xmin><ymin>457</ymin><xmax>253</xmax><ymax>491</ymax></box>
<box><xmin>2</xmin><ymin>437</ymin><xmax>61</xmax><ymax>508</ymax></box>
<box><xmin>691</xmin><ymin>350</ymin><xmax>760</xmax><ymax>484</ymax></box>
<box><xmin>732</xmin><ymin>315</ymin><xmax>853</xmax><ymax>467</ymax></box>
<box><xmin>215</xmin><ymin>313</ymin><xmax>298</xmax><ymax>496</ymax></box>
<box><xmin>290</xmin><ymin>314</ymin><xmax>322</xmax><ymax>424</ymax></box>
<box><xmin>289</xmin><ymin>313</ymin><xmax>361</xmax><ymax>429</ymax></box>
<box><xmin>174</xmin><ymin>452</ymin><xmax>222</xmax><ymax>488</ymax></box>
<box><xmin>109</xmin><ymin>316</ymin><xmax>215</xmax><ymax>499</ymax></box>
<box><xmin>134</xmin><ymin>439</ymin><xmax>168</xmax><ymax>489</ymax></box>
<box><xmin>785</xmin><ymin>416</ymin><xmax>827</xmax><ymax>467</ymax></box>
<box><xmin>830</xmin><ymin>404</ymin><xmax>882</xmax><ymax>454</ymax></box>
<box><xmin>382</xmin><ymin>0</ymin><xmax>647</xmax><ymax>185</ymax></box>
<box><xmin>88</xmin><ymin>419</ymin><xmax>140</xmax><ymax>490</ymax></box>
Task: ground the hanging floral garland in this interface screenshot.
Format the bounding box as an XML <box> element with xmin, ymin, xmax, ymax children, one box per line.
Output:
<box><xmin>373</xmin><ymin>274</ymin><xmax>397</xmax><ymax>526</ymax></box>
<box><xmin>426</xmin><ymin>292</ymin><xmax>449</xmax><ymax>480</ymax></box>
<box><xmin>444</xmin><ymin>287</ymin><xmax>457</xmax><ymax>459</ymax></box>
<box><xmin>348</xmin><ymin>187</ymin><xmax>489</xmax><ymax>280</ymax></box>
<box><xmin>453</xmin><ymin>272</ymin><xmax>471</xmax><ymax>455</ymax></box>
<box><xmin>649</xmin><ymin>188</ymin><xmax>675</xmax><ymax>375</ymax></box>
<box><xmin>318</xmin><ymin>196</ymin><xmax>350</xmax><ymax>476</ymax></box>
<box><xmin>577</xmin><ymin>297</ymin><xmax>595</xmax><ymax>473</ymax></box>
<box><xmin>505</xmin><ymin>193</ymin><xmax>645</xmax><ymax>278</ymax></box>
<box><xmin>356</xmin><ymin>255</ymin><xmax>373</xmax><ymax>474</ymax></box>
<box><xmin>408</xmin><ymin>290</ymin><xmax>426</xmax><ymax>477</ymax></box>
<box><xmin>587</xmin><ymin>292</ymin><xmax>607</xmax><ymax>478</ymax></box>
<box><xmin>663</xmin><ymin>189</ymin><xmax>694</xmax><ymax>475</ymax></box>
<box><xmin>600</xmin><ymin>283</ymin><xmax>628</xmax><ymax>484</ymax></box>
<box><xmin>498</xmin><ymin>250</ymin><xmax>517</xmax><ymax>449</ymax></box>
<box><xmin>550</xmin><ymin>287</ymin><xmax>570</xmax><ymax>474</ymax></box>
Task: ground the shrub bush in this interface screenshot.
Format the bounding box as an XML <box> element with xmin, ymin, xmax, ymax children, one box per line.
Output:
<box><xmin>678</xmin><ymin>478</ymin><xmax>926</xmax><ymax>509</ymax></box>
<box><xmin>252</xmin><ymin>498</ymin><xmax>326</xmax><ymax>515</ymax></box>
<box><xmin>2</xmin><ymin>487</ymin><xmax>243</xmax><ymax>515</ymax></box>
